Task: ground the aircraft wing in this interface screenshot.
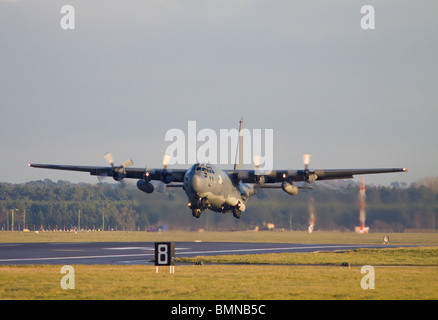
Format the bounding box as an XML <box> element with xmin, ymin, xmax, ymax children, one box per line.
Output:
<box><xmin>227</xmin><ymin>167</ymin><xmax>407</xmax><ymax>184</ymax></box>
<box><xmin>29</xmin><ymin>164</ymin><xmax>187</xmax><ymax>183</ymax></box>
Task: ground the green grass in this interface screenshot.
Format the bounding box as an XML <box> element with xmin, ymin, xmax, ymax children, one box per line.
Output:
<box><xmin>1</xmin><ymin>230</ymin><xmax>438</xmax><ymax>245</ymax></box>
<box><xmin>176</xmin><ymin>247</ymin><xmax>438</xmax><ymax>266</ymax></box>
<box><xmin>1</xmin><ymin>263</ymin><xmax>437</xmax><ymax>300</ymax></box>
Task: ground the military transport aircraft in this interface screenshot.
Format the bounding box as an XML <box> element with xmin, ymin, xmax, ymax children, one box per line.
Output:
<box><xmin>29</xmin><ymin>120</ymin><xmax>407</xmax><ymax>219</ymax></box>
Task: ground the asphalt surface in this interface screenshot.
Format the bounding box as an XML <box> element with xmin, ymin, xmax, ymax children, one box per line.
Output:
<box><xmin>0</xmin><ymin>241</ymin><xmax>412</xmax><ymax>265</ymax></box>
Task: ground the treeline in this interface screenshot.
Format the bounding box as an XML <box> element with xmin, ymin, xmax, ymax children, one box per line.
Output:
<box><xmin>0</xmin><ymin>179</ymin><xmax>437</xmax><ymax>232</ymax></box>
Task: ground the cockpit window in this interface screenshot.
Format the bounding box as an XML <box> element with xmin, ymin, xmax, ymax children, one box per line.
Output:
<box><xmin>196</xmin><ymin>167</ymin><xmax>201</xmax><ymax>171</ymax></box>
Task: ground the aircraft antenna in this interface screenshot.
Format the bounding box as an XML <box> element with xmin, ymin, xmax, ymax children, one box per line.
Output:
<box><xmin>234</xmin><ymin>118</ymin><xmax>244</xmax><ymax>170</ymax></box>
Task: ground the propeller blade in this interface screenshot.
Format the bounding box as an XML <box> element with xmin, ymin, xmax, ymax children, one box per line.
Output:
<box><xmin>302</xmin><ymin>153</ymin><xmax>318</xmax><ymax>184</ymax></box>
<box><xmin>303</xmin><ymin>153</ymin><xmax>311</xmax><ymax>170</ymax></box>
<box><xmin>162</xmin><ymin>154</ymin><xmax>171</xmax><ymax>170</ymax></box>
<box><xmin>121</xmin><ymin>158</ymin><xmax>133</xmax><ymax>168</ymax></box>
<box><xmin>104</xmin><ymin>152</ymin><xmax>115</xmax><ymax>167</ymax></box>
<box><xmin>253</xmin><ymin>155</ymin><xmax>264</xmax><ymax>183</ymax></box>
<box><xmin>103</xmin><ymin>152</ymin><xmax>133</xmax><ymax>183</ymax></box>
<box><xmin>253</xmin><ymin>155</ymin><xmax>261</xmax><ymax>169</ymax></box>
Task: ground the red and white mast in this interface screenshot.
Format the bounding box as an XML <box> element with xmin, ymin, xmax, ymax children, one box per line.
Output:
<box><xmin>355</xmin><ymin>175</ymin><xmax>369</xmax><ymax>233</ymax></box>
<box><xmin>308</xmin><ymin>195</ymin><xmax>315</xmax><ymax>233</ymax></box>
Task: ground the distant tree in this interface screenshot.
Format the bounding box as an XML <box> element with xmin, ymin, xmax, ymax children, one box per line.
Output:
<box><xmin>0</xmin><ymin>180</ymin><xmax>437</xmax><ymax>231</ymax></box>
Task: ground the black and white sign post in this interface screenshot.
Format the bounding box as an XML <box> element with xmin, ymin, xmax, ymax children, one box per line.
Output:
<box><xmin>155</xmin><ymin>242</ymin><xmax>175</xmax><ymax>273</ymax></box>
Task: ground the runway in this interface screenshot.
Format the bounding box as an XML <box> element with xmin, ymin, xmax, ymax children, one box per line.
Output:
<box><xmin>0</xmin><ymin>241</ymin><xmax>413</xmax><ymax>265</ymax></box>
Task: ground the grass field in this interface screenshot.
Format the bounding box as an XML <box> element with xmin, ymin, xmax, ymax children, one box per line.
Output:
<box><xmin>1</xmin><ymin>231</ymin><xmax>437</xmax><ymax>300</ymax></box>
<box><xmin>1</xmin><ymin>230</ymin><xmax>438</xmax><ymax>245</ymax></box>
<box><xmin>177</xmin><ymin>247</ymin><xmax>438</xmax><ymax>266</ymax></box>
<box><xmin>1</xmin><ymin>262</ymin><xmax>437</xmax><ymax>300</ymax></box>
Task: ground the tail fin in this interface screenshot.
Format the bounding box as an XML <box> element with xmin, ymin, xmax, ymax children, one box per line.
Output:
<box><xmin>234</xmin><ymin>118</ymin><xmax>244</xmax><ymax>170</ymax></box>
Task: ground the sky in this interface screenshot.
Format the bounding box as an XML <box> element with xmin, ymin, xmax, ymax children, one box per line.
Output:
<box><xmin>0</xmin><ymin>0</ymin><xmax>437</xmax><ymax>186</ymax></box>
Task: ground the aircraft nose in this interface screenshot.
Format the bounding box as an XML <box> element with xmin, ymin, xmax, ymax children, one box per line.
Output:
<box><xmin>190</xmin><ymin>174</ymin><xmax>203</xmax><ymax>193</ymax></box>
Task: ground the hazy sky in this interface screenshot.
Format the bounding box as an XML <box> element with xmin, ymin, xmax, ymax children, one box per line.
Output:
<box><xmin>1</xmin><ymin>0</ymin><xmax>437</xmax><ymax>186</ymax></box>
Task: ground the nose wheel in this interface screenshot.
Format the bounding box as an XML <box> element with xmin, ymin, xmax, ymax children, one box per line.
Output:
<box><xmin>192</xmin><ymin>209</ymin><xmax>202</xmax><ymax>218</ymax></box>
<box><xmin>190</xmin><ymin>197</ymin><xmax>208</xmax><ymax>218</ymax></box>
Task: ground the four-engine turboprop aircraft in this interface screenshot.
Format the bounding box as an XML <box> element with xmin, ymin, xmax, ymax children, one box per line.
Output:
<box><xmin>29</xmin><ymin>120</ymin><xmax>407</xmax><ymax>219</ymax></box>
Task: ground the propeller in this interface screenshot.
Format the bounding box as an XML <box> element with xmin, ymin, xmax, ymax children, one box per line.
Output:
<box><xmin>303</xmin><ymin>153</ymin><xmax>311</xmax><ymax>171</ymax></box>
<box><xmin>104</xmin><ymin>152</ymin><xmax>114</xmax><ymax>167</ymax></box>
<box><xmin>253</xmin><ymin>155</ymin><xmax>265</xmax><ymax>184</ymax></box>
<box><xmin>97</xmin><ymin>153</ymin><xmax>114</xmax><ymax>182</ymax></box>
<box><xmin>161</xmin><ymin>154</ymin><xmax>173</xmax><ymax>184</ymax></box>
<box><xmin>302</xmin><ymin>153</ymin><xmax>317</xmax><ymax>185</ymax></box>
<box><xmin>162</xmin><ymin>154</ymin><xmax>171</xmax><ymax>170</ymax></box>
<box><xmin>103</xmin><ymin>152</ymin><xmax>133</xmax><ymax>182</ymax></box>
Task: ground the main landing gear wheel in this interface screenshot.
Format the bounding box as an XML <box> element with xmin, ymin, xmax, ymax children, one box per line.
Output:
<box><xmin>232</xmin><ymin>206</ymin><xmax>241</xmax><ymax>219</ymax></box>
<box><xmin>192</xmin><ymin>209</ymin><xmax>202</xmax><ymax>218</ymax></box>
<box><xmin>200</xmin><ymin>197</ymin><xmax>208</xmax><ymax>210</ymax></box>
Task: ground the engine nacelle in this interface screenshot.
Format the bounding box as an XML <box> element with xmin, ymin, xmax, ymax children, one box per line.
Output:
<box><xmin>137</xmin><ymin>180</ymin><xmax>154</xmax><ymax>194</ymax></box>
<box><xmin>281</xmin><ymin>181</ymin><xmax>298</xmax><ymax>196</ymax></box>
<box><xmin>161</xmin><ymin>170</ymin><xmax>173</xmax><ymax>184</ymax></box>
<box><xmin>255</xmin><ymin>175</ymin><xmax>265</xmax><ymax>185</ymax></box>
<box><xmin>112</xmin><ymin>171</ymin><xmax>126</xmax><ymax>182</ymax></box>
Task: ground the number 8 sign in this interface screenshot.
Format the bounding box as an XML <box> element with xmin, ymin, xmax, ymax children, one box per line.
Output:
<box><xmin>155</xmin><ymin>242</ymin><xmax>175</xmax><ymax>266</ymax></box>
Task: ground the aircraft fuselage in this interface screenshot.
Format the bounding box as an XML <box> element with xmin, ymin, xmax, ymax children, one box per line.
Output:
<box><xmin>183</xmin><ymin>163</ymin><xmax>252</xmax><ymax>218</ymax></box>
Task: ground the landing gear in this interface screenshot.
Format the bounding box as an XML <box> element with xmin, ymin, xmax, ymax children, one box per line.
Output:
<box><xmin>189</xmin><ymin>197</ymin><xmax>208</xmax><ymax>218</ymax></box>
<box><xmin>232</xmin><ymin>204</ymin><xmax>242</xmax><ymax>219</ymax></box>
<box><xmin>192</xmin><ymin>209</ymin><xmax>202</xmax><ymax>218</ymax></box>
<box><xmin>200</xmin><ymin>197</ymin><xmax>208</xmax><ymax>210</ymax></box>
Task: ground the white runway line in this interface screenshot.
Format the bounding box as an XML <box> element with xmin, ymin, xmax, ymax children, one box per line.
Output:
<box><xmin>0</xmin><ymin>253</ymin><xmax>154</xmax><ymax>263</ymax></box>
